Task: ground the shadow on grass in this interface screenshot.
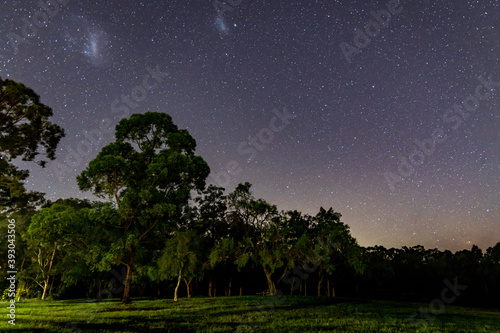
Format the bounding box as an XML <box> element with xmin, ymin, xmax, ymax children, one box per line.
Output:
<box><xmin>203</xmin><ymin>296</ymin><xmax>371</xmax><ymax>317</ymax></box>
<box><xmin>70</xmin><ymin>318</ymin><xmax>193</xmax><ymax>333</ymax></box>
<box><xmin>100</xmin><ymin>306</ymin><xmax>173</xmax><ymax>312</ymax></box>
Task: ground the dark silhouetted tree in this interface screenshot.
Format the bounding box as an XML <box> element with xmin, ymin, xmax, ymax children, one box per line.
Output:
<box><xmin>0</xmin><ymin>76</ymin><xmax>64</xmax><ymax>215</ymax></box>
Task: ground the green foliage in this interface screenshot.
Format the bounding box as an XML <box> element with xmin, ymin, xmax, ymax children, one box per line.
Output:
<box><xmin>209</xmin><ymin>237</ymin><xmax>235</xmax><ymax>268</ymax></box>
<box><xmin>312</xmin><ymin>207</ymin><xmax>365</xmax><ymax>277</ymax></box>
<box><xmin>0</xmin><ymin>77</ymin><xmax>64</xmax><ymax>215</ymax></box>
<box><xmin>21</xmin><ymin>199</ymin><xmax>117</xmax><ymax>298</ymax></box>
<box><xmin>0</xmin><ymin>77</ymin><xmax>65</xmax><ymax>164</ymax></box>
<box><xmin>1</xmin><ymin>288</ymin><xmax>9</xmax><ymax>301</ymax></box>
<box><xmin>27</xmin><ymin>199</ymin><xmax>91</xmax><ymax>242</ymax></box>
<box><xmin>235</xmin><ymin>252</ymin><xmax>251</xmax><ymax>271</ymax></box>
<box><xmin>158</xmin><ymin>230</ymin><xmax>204</xmax><ymax>281</ymax></box>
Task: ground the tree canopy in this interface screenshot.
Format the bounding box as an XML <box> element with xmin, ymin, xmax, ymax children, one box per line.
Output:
<box><xmin>0</xmin><ymin>76</ymin><xmax>65</xmax><ymax>215</ymax></box>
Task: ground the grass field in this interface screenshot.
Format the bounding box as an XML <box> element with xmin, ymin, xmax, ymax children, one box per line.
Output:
<box><xmin>1</xmin><ymin>296</ymin><xmax>499</xmax><ymax>332</ymax></box>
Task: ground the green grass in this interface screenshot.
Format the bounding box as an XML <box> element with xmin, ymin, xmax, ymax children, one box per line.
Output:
<box><xmin>1</xmin><ymin>296</ymin><xmax>499</xmax><ymax>332</ymax></box>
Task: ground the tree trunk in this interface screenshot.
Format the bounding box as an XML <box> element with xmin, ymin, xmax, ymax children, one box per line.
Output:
<box><xmin>305</xmin><ymin>281</ymin><xmax>307</xmax><ymax>296</ymax></box>
<box><xmin>239</xmin><ymin>286</ymin><xmax>242</xmax><ymax>296</ymax></box>
<box><xmin>330</xmin><ymin>276</ymin><xmax>336</xmax><ymax>297</ymax></box>
<box><xmin>48</xmin><ymin>274</ymin><xmax>55</xmax><ymax>297</ymax></box>
<box><xmin>121</xmin><ymin>247</ymin><xmax>136</xmax><ymax>304</ymax></box>
<box><xmin>184</xmin><ymin>277</ymin><xmax>192</xmax><ymax>299</ymax></box>
<box><xmin>97</xmin><ymin>280</ymin><xmax>102</xmax><ymax>301</ymax></box>
<box><xmin>41</xmin><ymin>278</ymin><xmax>49</xmax><ymax>300</ymax></box>
<box><xmin>17</xmin><ymin>257</ymin><xmax>27</xmax><ymax>302</ymax></box>
<box><xmin>97</xmin><ymin>279</ymin><xmax>106</xmax><ymax>301</ymax></box>
<box><xmin>208</xmin><ymin>275</ymin><xmax>212</xmax><ymax>297</ymax></box>
<box><xmin>16</xmin><ymin>282</ymin><xmax>22</xmax><ymax>302</ymax></box>
<box><xmin>25</xmin><ymin>282</ymin><xmax>32</xmax><ymax>299</ymax></box>
<box><xmin>41</xmin><ymin>245</ymin><xmax>57</xmax><ymax>300</ymax></box>
<box><xmin>317</xmin><ymin>270</ymin><xmax>323</xmax><ymax>297</ymax></box>
<box><xmin>225</xmin><ymin>276</ymin><xmax>232</xmax><ymax>296</ymax></box>
<box><xmin>174</xmin><ymin>266</ymin><xmax>182</xmax><ymax>302</ymax></box>
<box><xmin>138</xmin><ymin>284</ymin><xmax>146</xmax><ymax>298</ymax></box>
<box><xmin>299</xmin><ymin>281</ymin><xmax>302</xmax><ymax>295</ymax></box>
<box><xmin>264</xmin><ymin>269</ymin><xmax>276</xmax><ymax>295</ymax></box>
<box><xmin>327</xmin><ymin>279</ymin><xmax>330</xmax><ymax>297</ymax></box>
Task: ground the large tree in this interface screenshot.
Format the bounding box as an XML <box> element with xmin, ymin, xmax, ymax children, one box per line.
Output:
<box><xmin>77</xmin><ymin>112</ymin><xmax>210</xmax><ymax>303</ymax></box>
<box><xmin>0</xmin><ymin>77</ymin><xmax>65</xmax><ymax>215</ymax></box>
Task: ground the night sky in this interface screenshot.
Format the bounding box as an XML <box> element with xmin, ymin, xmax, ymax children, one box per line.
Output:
<box><xmin>1</xmin><ymin>0</ymin><xmax>499</xmax><ymax>251</ymax></box>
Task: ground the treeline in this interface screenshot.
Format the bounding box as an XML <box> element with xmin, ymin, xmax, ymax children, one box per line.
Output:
<box><xmin>0</xmin><ymin>183</ymin><xmax>363</xmax><ymax>302</ymax></box>
<box><xmin>1</xmin><ymin>187</ymin><xmax>499</xmax><ymax>307</ymax></box>
<box><xmin>358</xmin><ymin>243</ymin><xmax>500</xmax><ymax>307</ymax></box>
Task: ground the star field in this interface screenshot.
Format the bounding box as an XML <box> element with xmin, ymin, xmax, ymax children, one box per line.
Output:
<box><xmin>1</xmin><ymin>0</ymin><xmax>499</xmax><ymax>251</ymax></box>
